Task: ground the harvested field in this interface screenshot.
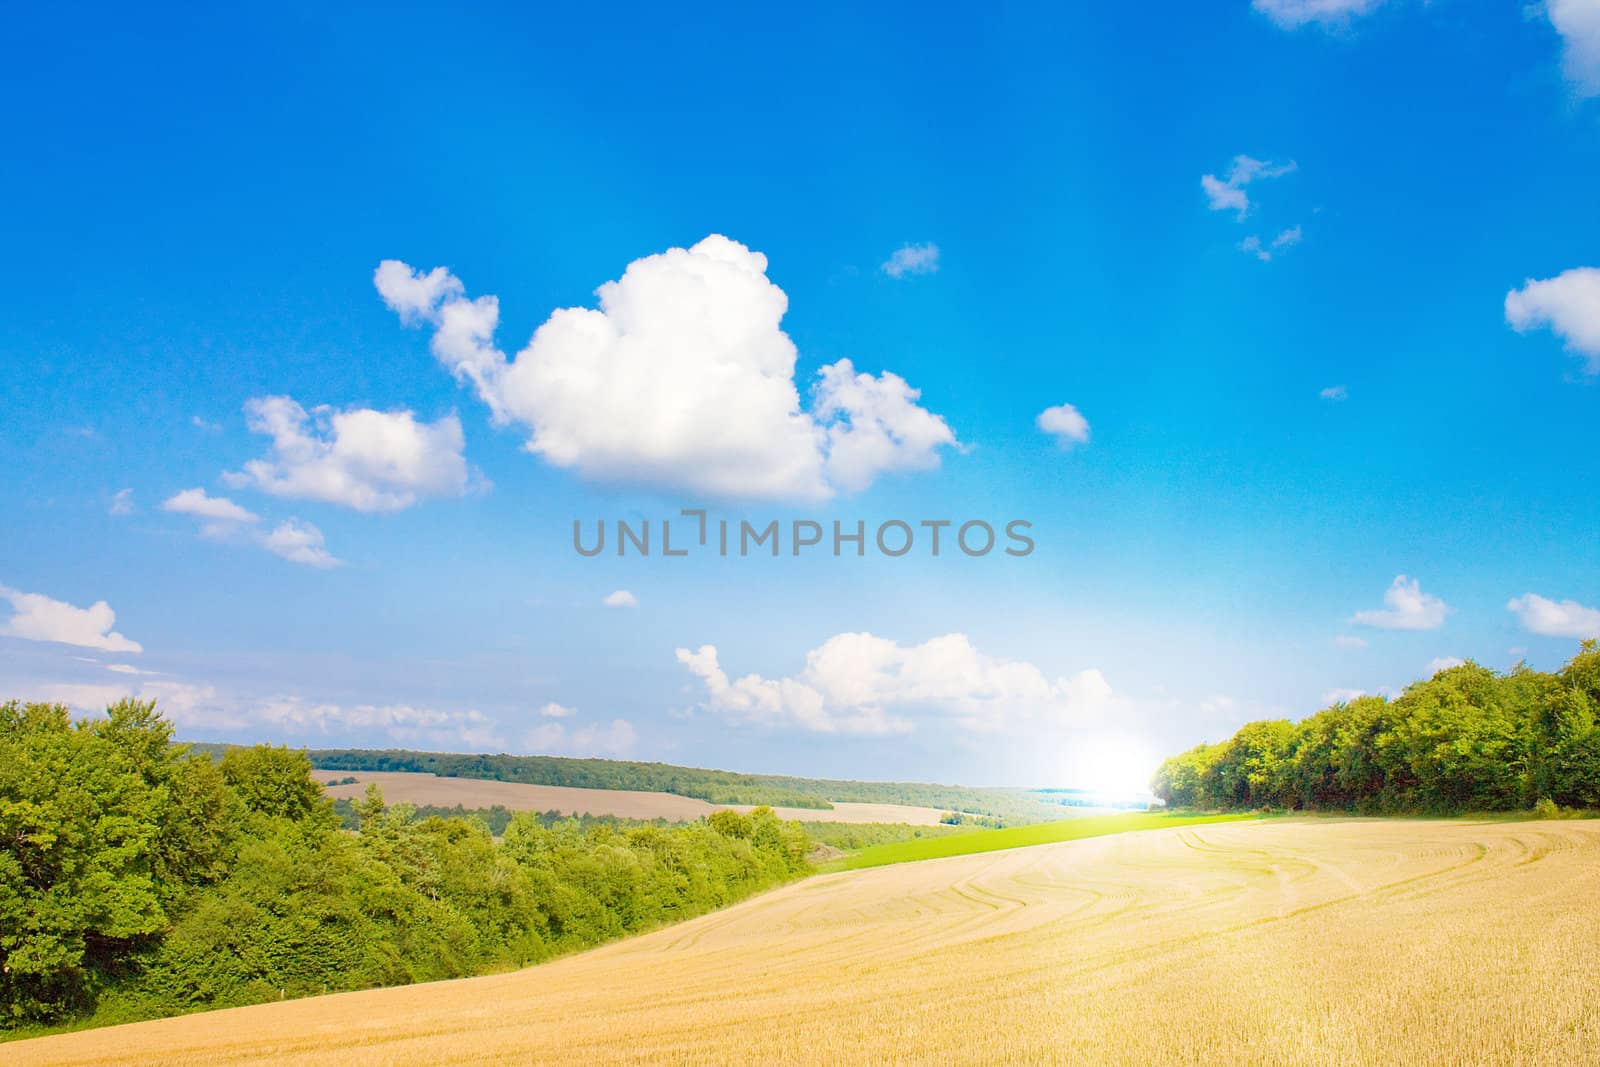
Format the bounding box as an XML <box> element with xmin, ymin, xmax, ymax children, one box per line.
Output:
<box><xmin>14</xmin><ymin>818</ymin><xmax>1600</xmax><ymax>1066</ymax></box>
<box><xmin>317</xmin><ymin>770</ymin><xmax>952</xmax><ymax>825</ymax></box>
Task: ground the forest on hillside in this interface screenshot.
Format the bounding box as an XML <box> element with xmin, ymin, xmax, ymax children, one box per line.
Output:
<box><xmin>1153</xmin><ymin>642</ymin><xmax>1600</xmax><ymax>814</ymax></box>
<box><xmin>286</xmin><ymin>747</ymin><xmax>1058</xmax><ymax>823</ymax></box>
<box><xmin>0</xmin><ymin>701</ymin><xmax>809</xmax><ymax>1034</ymax></box>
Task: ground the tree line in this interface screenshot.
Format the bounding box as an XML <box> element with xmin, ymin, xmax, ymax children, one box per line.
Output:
<box><xmin>277</xmin><ymin>746</ymin><xmax>1055</xmax><ymax>822</ymax></box>
<box><xmin>1153</xmin><ymin>642</ymin><xmax>1600</xmax><ymax>813</ymax></box>
<box><xmin>1</xmin><ymin>700</ymin><xmax>810</xmax><ymax>1033</ymax></box>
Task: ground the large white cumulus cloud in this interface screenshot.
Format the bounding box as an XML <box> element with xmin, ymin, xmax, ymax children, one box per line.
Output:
<box><xmin>675</xmin><ymin>632</ymin><xmax>1117</xmax><ymax>736</ymax></box>
<box><xmin>376</xmin><ymin>235</ymin><xmax>957</xmax><ymax>500</ymax></box>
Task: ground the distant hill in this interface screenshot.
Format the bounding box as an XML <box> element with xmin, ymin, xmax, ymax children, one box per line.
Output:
<box><xmin>183</xmin><ymin>743</ymin><xmax>1064</xmax><ymax>824</ymax></box>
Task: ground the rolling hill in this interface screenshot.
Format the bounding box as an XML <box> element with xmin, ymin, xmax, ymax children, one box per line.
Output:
<box><xmin>13</xmin><ymin>817</ymin><xmax>1598</xmax><ymax>1066</ymax></box>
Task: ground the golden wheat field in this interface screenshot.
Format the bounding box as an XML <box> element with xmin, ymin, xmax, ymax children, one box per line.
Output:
<box><xmin>316</xmin><ymin>770</ymin><xmax>953</xmax><ymax>825</ymax></box>
<box><xmin>14</xmin><ymin>818</ymin><xmax>1600</xmax><ymax>1067</ymax></box>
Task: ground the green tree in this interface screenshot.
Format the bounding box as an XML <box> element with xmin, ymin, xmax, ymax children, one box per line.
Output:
<box><xmin>0</xmin><ymin>700</ymin><xmax>226</xmax><ymax>1023</ymax></box>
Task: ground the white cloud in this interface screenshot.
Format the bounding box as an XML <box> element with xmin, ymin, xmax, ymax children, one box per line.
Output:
<box><xmin>1322</xmin><ymin>687</ymin><xmax>1373</xmax><ymax>704</ymax></box>
<box><xmin>109</xmin><ymin>488</ymin><xmax>134</xmax><ymax>516</ymax></box>
<box><xmin>191</xmin><ymin>415</ymin><xmax>222</xmax><ymax>432</ymax></box>
<box><xmin>1201</xmin><ymin>155</ymin><xmax>1297</xmax><ymax>220</ymax></box>
<box><xmin>881</xmin><ymin>242</ymin><xmax>940</xmax><ymax>278</ymax></box>
<box><xmin>573</xmin><ymin>718</ymin><xmax>637</xmax><ymax>755</ymax></box>
<box><xmin>1319</xmin><ymin>385</ymin><xmax>1349</xmax><ymax>401</ymax></box>
<box><xmin>0</xmin><ymin>586</ymin><xmax>142</xmax><ymax>652</ymax></box>
<box><xmin>105</xmin><ymin>663</ymin><xmax>152</xmax><ymax>675</ymax></box>
<box><xmin>377</xmin><ymin>236</ymin><xmax>957</xmax><ymax>501</ymax></box>
<box><xmin>16</xmin><ymin>679</ymin><xmax>230</xmax><ymax>729</ymax></box>
<box><xmin>523</xmin><ymin>721</ymin><xmax>566</xmax><ymax>751</ymax></box>
<box><xmin>139</xmin><ymin>680</ymin><xmax>229</xmax><ymax>725</ymax></box>
<box><xmin>260</xmin><ymin>697</ymin><xmax>503</xmax><ymax>750</ymax></box>
<box><xmin>522</xmin><ymin>717</ymin><xmax>637</xmax><ymax>757</ymax></box>
<box><xmin>223</xmin><ymin>396</ymin><xmax>475</xmax><ymax>512</ymax></box>
<box><xmin>1253</xmin><ymin>0</ymin><xmax>1386</xmax><ymax>30</ymax></box>
<box><xmin>259</xmin><ymin>519</ymin><xmax>341</xmax><ymax>569</ymax></box>
<box><xmin>1332</xmin><ymin>634</ymin><xmax>1368</xmax><ymax>648</ymax></box>
<box><xmin>601</xmin><ymin>590</ymin><xmax>638</xmax><ymax>608</ymax></box>
<box><xmin>1546</xmin><ymin>0</ymin><xmax>1600</xmax><ymax>98</ymax></box>
<box><xmin>1036</xmin><ymin>402</ymin><xmax>1091</xmax><ymax>447</ymax></box>
<box><xmin>1505</xmin><ymin>267</ymin><xmax>1600</xmax><ymax>375</ymax></box>
<box><xmin>676</xmin><ymin>632</ymin><xmax>1116</xmax><ymax>736</ymax></box>
<box><xmin>162</xmin><ymin>488</ymin><xmax>338</xmax><ymax>568</ymax></box>
<box><xmin>1425</xmin><ymin>656</ymin><xmax>1466</xmax><ymax>675</ymax></box>
<box><xmin>163</xmin><ymin>487</ymin><xmax>259</xmax><ymax>525</ymax></box>
<box><xmin>1507</xmin><ymin>593</ymin><xmax>1600</xmax><ymax>639</ymax></box>
<box><xmin>2</xmin><ymin>675</ymin><xmax>240</xmax><ymax>729</ymax></box>
<box><xmin>1239</xmin><ymin>225</ymin><xmax>1303</xmax><ymax>262</ymax></box>
<box><xmin>13</xmin><ymin>682</ymin><xmax>127</xmax><ymax>712</ymax></box>
<box><xmin>1350</xmin><ymin>575</ymin><xmax>1450</xmax><ymax>631</ymax></box>
<box><xmin>1201</xmin><ymin>175</ymin><xmax>1250</xmax><ymax>217</ymax></box>
<box><xmin>815</xmin><ymin>360</ymin><xmax>957</xmax><ymax>491</ymax></box>
<box><xmin>373</xmin><ymin>262</ymin><xmax>462</xmax><ymax>323</ymax></box>
<box><xmin>538</xmin><ymin>701</ymin><xmax>577</xmax><ymax>718</ymax></box>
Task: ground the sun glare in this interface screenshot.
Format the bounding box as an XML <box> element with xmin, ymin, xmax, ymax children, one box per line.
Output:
<box><xmin>1068</xmin><ymin>737</ymin><xmax>1158</xmax><ymax>800</ymax></box>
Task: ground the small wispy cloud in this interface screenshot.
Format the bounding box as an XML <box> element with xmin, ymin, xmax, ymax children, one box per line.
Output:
<box><xmin>1036</xmin><ymin>403</ymin><xmax>1091</xmax><ymax>448</ymax></box>
<box><xmin>881</xmin><ymin>242</ymin><xmax>940</xmax><ymax>278</ymax></box>
<box><xmin>1319</xmin><ymin>385</ymin><xmax>1349</xmax><ymax>401</ymax></box>
<box><xmin>1239</xmin><ymin>225</ymin><xmax>1304</xmax><ymax>262</ymax></box>
<box><xmin>109</xmin><ymin>488</ymin><xmax>135</xmax><ymax>516</ymax></box>
<box><xmin>602</xmin><ymin>590</ymin><xmax>638</xmax><ymax>608</ymax></box>
<box><xmin>1350</xmin><ymin>575</ymin><xmax>1450</xmax><ymax>631</ymax></box>
<box><xmin>105</xmin><ymin>662</ymin><xmax>155</xmax><ymax>675</ymax></box>
<box><xmin>1253</xmin><ymin>0</ymin><xmax>1387</xmax><ymax>31</ymax></box>
<box><xmin>162</xmin><ymin>487</ymin><xmax>339</xmax><ymax>568</ymax></box>
<box><xmin>1201</xmin><ymin>155</ymin><xmax>1297</xmax><ymax>220</ymax></box>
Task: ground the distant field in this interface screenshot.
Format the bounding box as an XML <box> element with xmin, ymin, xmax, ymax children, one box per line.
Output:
<box><xmin>819</xmin><ymin>810</ymin><xmax>1256</xmax><ymax>870</ymax></box>
<box><xmin>16</xmin><ymin>818</ymin><xmax>1599</xmax><ymax>1065</ymax></box>
<box><xmin>288</xmin><ymin>745</ymin><xmax>1067</xmax><ymax>822</ymax></box>
<box><xmin>318</xmin><ymin>770</ymin><xmax>954</xmax><ymax>825</ymax></box>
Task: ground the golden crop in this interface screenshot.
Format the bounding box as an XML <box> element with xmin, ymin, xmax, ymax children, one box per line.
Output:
<box><xmin>13</xmin><ymin>818</ymin><xmax>1599</xmax><ymax>1066</ymax></box>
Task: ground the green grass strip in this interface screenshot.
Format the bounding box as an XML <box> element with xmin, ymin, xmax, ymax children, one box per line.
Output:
<box><xmin>819</xmin><ymin>811</ymin><xmax>1258</xmax><ymax>872</ymax></box>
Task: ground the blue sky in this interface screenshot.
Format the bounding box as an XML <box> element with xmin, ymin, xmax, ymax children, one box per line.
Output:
<box><xmin>3</xmin><ymin>1</ymin><xmax>1599</xmax><ymax>791</ymax></box>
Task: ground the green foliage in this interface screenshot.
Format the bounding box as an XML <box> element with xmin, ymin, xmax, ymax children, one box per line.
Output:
<box><xmin>1153</xmin><ymin>646</ymin><xmax>1600</xmax><ymax>814</ymax></box>
<box><xmin>328</xmin><ymin>800</ymin><xmax>695</xmax><ymax>838</ymax></box>
<box><xmin>220</xmin><ymin>746</ymin><xmax>329</xmax><ymax>824</ymax></box>
<box><xmin>799</xmin><ymin>821</ymin><xmax>972</xmax><ymax>852</ymax></box>
<box><xmin>707</xmin><ymin>809</ymin><xmax>753</xmax><ymax>839</ymax></box>
<box><xmin>932</xmin><ymin>811</ymin><xmax>1003</xmax><ymax>827</ymax></box>
<box><xmin>2</xmin><ymin>701</ymin><xmax>814</xmax><ymax>1034</ymax></box>
<box><xmin>0</xmin><ymin>700</ymin><xmax>227</xmax><ymax>1024</ymax></box>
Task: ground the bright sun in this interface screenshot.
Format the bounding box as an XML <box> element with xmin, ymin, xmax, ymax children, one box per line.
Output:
<box><xmin>1069</xmin><ymin>737</ymin><xmax>1158</xmax><ymax>798</ymax></box>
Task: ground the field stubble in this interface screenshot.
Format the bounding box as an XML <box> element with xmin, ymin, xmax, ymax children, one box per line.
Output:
<box><xmin>12</xmin><ymin>818</ymin><xmax>1600</xmax><ymax>1066</ymax></box>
